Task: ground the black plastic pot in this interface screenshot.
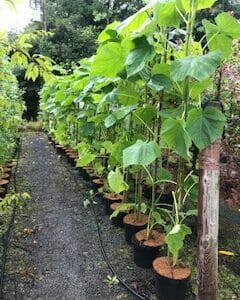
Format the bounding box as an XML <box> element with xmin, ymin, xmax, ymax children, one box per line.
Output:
<box><xmin>159</xmin><ymin>193</ymin><xmax>174</xmax><ymax>207</ymax></box>
<box><xmin>132</xmin><ymin>236</ymin><xmax>160</xmax><ymax>268</ymax></box>
<box><xmin>155</xmin><ymin>271</ymin><xmax>190</xmax><ymax>300</ymax></box>
<box><xmin>0</xmin><ymin>188</ymin><xmax>6</xmax><ymax>199</ymax></box>
<box><xmin>82</xmin><ymin>172</ymin><xmax>90</xmax><ymax>181</ymax></box>
<box><xmin>123</xmin><ymin>221</ymin><xmax>147</xmax><ymax>245</ymax></box>
<box><xmin>104</xmin><ymin>195</ymin><xmax>122</xmax><ymax>215</ymax></box>
<box><xmin>91</xmin><ymin>178</ymin><xmax>105</xmax><ymax>192</ymax></box>
<box><xmin>110</xmin><ymin>205</ymin><xmax>127</xmax><ymax>228</ymax></box>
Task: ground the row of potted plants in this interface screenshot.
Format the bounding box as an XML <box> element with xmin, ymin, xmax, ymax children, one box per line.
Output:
<box><xmin>0</xmin><ymin>48</ymin><xmax>25</xmax><ymax>201</ymax></box>
<box><xmin>40</xmin><ymin>1</ymin><xmax>240</xmax><ymax>298</ymax></box>
<box><xmin>49</xmin><ymin>135</ymin><xmax>195</xmax><ymax>299</ymax></box>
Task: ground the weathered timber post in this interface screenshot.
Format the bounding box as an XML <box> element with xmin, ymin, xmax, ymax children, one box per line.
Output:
<box><xmin>197</xmin><ymin>138</ymin><xmax>221</xmax><ymax>300</ymax></box>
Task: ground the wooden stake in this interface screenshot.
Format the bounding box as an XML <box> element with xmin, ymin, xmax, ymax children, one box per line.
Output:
<box><xmin>197</xmin><ymin>139</ymin><xmax>221</xmax><ymax>300</ymax></box>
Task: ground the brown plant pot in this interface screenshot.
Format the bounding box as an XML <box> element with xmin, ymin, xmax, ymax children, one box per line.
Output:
<box><xmin>0</xmin><ymin>173</ymin><xmax>10</xmax><ymax>179</ymax></box>
<box><xmin>0</xmin><ymin>179</ymin><xmax>9</xmax><ymax>190</ymax></box>
<box><xmin>92</xmin><ymin>178</ymin><xmax>106</xmax><ymax>192</ymax></box>
<box><xmin>123</xmin><ymin>213</ymin><xmax>148</xmax><ymax>245</ymax></box>
<box><xmin>109</xmin><ymin>202</ymin><xmax>128</xmax><ymax>228</ymax></box>
<box><xmin>132</xmin><ymin>229</ymin><xmax>165</xmax><ymax>268</ymax></box>
<box><xmin>3</xmin><ymin>167</ymin><xmax>12</xmax><ymax>175</ymax></box>
<box><xmin>103</xmin><ymin>193</ymin><xmax>123</xmax><ymax>215</ymax></box>
<box><xmin>153</xmin><ymin>257</ymin><xmax>191</xmax><ymax>300</ymax></box>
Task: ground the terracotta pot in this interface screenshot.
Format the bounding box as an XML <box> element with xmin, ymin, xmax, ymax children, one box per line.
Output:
<box><xmin>123</xmin><ymin>213</ymin><xmax>148</xmax><ymax>245</ymax></box>
<box><xmin>153</xmin><ymin>257</ymin><xmax>191</xmax><ymax>300</ymax></box>
<box><xmin>103</xmin><ymin>193</ymin><xmax>123</xmax><ymax>215</ymax></box>
<box><xmin>132</xmin><ymin>229</ymin><xmax>165</xmax><ymax>268</ymax></box>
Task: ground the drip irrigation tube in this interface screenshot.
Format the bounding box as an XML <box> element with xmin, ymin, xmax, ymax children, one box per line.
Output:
<box><xmin>0</xmin><ymin>138</ymin><xmax>22</xmax><ymax>299</ymax></box>
<box><xmin>62</xmin><ymin>158</ymin><xmax>152</xmax><ymax>300</ymax></box>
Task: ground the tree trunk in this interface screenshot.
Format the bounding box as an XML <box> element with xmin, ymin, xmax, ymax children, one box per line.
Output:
<box><xmin>197</xmin><ymin>139</ymin><xmax>221</xmax><ymax>300</ymax></box>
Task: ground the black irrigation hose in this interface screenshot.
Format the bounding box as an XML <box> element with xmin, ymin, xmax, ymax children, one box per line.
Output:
<box><xmin>60</xmin><ymin>154</ymin><xmax>151</xmax><ymax>300</ymax></box>
<box><xmin>0</xmin><ymin>137</ymin><xmax>22</xmax><ymax>299</ymax></box>
<box><xmin>90</xmin><ymin>201</ymin><xmax>151</xmax><ymax>300</ymax></box>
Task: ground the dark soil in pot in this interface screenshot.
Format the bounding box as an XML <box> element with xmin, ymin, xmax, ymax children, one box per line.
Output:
<box><xmin>55</xmin><ymin>144</ymin><xmax>65</xmax><ymax>155</ymax></box>
<box><xmin>123</xmin><ymin>213</ymin><xmax>148</xmax><ymax>245</ymax></box>
<box><xmin>103</xmin><ymin>193</ymin><xmax>123</xmax><ymax>215</ymax></box>
<box><xmin>132</xmin><ymin>229</ymin><xmax>165</xmax><ymax>268</ymax></box>
<box><xmin>153</xmin><ymin>257</ymin><xmax>191</xmax><ymax>300</ymax></box>
<box><xmin>92</xmin><ymin>178</ymin><xmax>106</xmax><ymax>192</ymax></box>
<box><xmin>110</xmin><ymin>202</ymin><xmax>128</xmax><ymax>228</ymax></box>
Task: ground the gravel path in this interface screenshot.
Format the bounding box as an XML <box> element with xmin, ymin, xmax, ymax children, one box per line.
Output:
<box><xmin>3</xmin><ymin>132</ymin><xmax>239</xmax><ymax>300</ymax></box>
<box><xmin>15</xmin><ymin>132</ymin><xmax>135</xmax><ymax>300</ymax></box>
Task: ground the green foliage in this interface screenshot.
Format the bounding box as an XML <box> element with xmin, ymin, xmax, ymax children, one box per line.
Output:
<box><xmin>161</xmin><ymin>118</ymin><xmax>192</xmax><ymax>160</ymax></box>
<box><xmin>107</xmin><ymin>168</ymin><xmax>129</xmax><ymax>194</ymax></box>
<box><xmin>165</xmin><ymin>224</ymin><xmax>192</xmax><ymax>262</ymax></box>
<box><xmin>186</xmin><ymin>107</ymin><xmax>226</xmax><ymax>150</ymax></box>
<box><xmin>171</xmin><ymin>51</ymin><xmax>222</xmax><ymax>82</ymax></box>
<box><xmin>123</xmin><ymin>140</ymin><xmax>161</xmax><ymax>167</ymax></box>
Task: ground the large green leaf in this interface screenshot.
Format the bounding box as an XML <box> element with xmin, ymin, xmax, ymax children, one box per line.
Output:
<box><xmin>215</xmin><ymin>13</ymin><xmax>240</xmax><ymax>39</ymax></box>
<box><xmin>203</xmin><ymin>13</ymin><xmax>240</xmax><ymax>58</ymax></box>
<box><xmin>104</xmin><ymin>106</ymin><xmax>135</xmax><ymax>128</ymax></box>
<box><xmin>147</xmin><ymin>74</ymin><xmax>173</xmax><ymax>92</ymax></box>
<box><xmin>133</xmin><ymin>105</ymin><xmax>157</xmax><ymax>124</ymax></box>
<box><xmin>181</xmin><ymin>0</ymin><xmax>216</xmax><ymax>12</ymax></box>
<box><xmin>154</xmin><ymin>0</ymin><xmax>181</xmax><ymax>28</ymax></box>
<box><xmin>98</xmin><ymin>21</ymin><xmax>119</xmax><ymax>43</ymax></box>
<box><xmin>190</xmin><ymin>78</ymin><xmax>213</xmax><ymax>99</ymax></box>
<box><xmin>171</xmin><ymin>51</ymin><xmax>222</xmax><ymax>82</ymax></box>
<box><xmin>117</xmin><ymin>5</ymin><xmax>150</xmax><ymax>36</ymax></box>
<box><xmin>108</xmin><ymin>168</ymin><xmax>129</xmax><ymax>194</ymax></box>
<box><xmin>76</xmin><ymin>153</ymin><xmax>96</xmax><ymax>167</ymax></box>
<box><xmin>165</xmin><ymin>224</ymin><xmax>191</xmax><ymax>258</ymax></box>
<box><xmin>109</xmin><ymin>140</ymin><xmax>130</xmax><ymax>167</ymax></box>
<box><xmin>117</xmin><ymin>82</ymin><xmax>140</xmax><ymax>105</ymax></box>
<box><xmin>91</xmin><ymin>42</ymin><xmax>126</xmax><ymax>78</ymax></box>
<box><xmin>186</xmin><ymin>107</ymin><xmax>225</xmax><ymax>150</ymax></box>
<box><xmin>123</xmin><ymin>140</ymin><xmax>161</xmax><ymax>167</ymax></box>
<box><xmin>125</xmin><ymin>37</ymin><xmax>155</xmax><ymax>78</ymax></box>
<box><xmin>161</xmin><ymin>118</ymin><xmax>191</xmax><ymax>160</ymax></box>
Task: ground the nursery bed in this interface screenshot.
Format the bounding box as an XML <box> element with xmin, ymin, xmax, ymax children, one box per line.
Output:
<box><xmin>1</xmin><ymin>132</ymin><xmax>239</xmax><ymax>300</ymax></box>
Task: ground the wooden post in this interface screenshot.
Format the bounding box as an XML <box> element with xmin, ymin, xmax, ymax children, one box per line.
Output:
<box><xmin>197</xmin><ymin>138</ymin><xmax>221</xmax><ymax>300</ymax></box>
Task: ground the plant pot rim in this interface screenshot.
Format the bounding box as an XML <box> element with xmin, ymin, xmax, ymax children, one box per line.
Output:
<box><xmin>103</xmin><ymin>193</ymin><xmax>123</xmax><ymax>201</ymax></box>
<box><xmin>93</xmin><ymin>178</ymin><xmax>106</xmax><ymax>185</ymax></box>
<box><xmin>123</xmin><ymin>213</ymin><xmax>148</xmax><ymax>226</ymax></box>
<box><xmin>153</xmin><ymin>256</ymin><xmax>191</xmax><ymax>281</ymax></box>
<box><xmin>135</xmin><ymin>229</ymin><xmax>165</xmax><ymax>248</ymax></box>
<box><xmin>0</xmin><ymin>179</ymin><xmax>9</xmax><ymax>185</ymax></box>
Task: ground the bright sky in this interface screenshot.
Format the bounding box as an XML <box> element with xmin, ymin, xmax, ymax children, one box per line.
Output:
<box><xmin>0</xmin><ymin>0</ymin><xmax>39</xmax><ymax>32</ymax></box>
